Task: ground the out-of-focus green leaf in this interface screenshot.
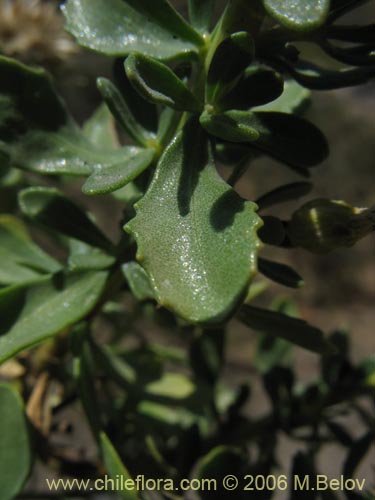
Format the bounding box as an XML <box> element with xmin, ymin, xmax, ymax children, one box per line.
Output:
<box><xmin>263</xmin><ymin>0</ymin><xmax>330</xmax><ymax>32</ymax></box>
<box><xmin>0</xmin><ymin>271</ymin><xmax>107</xmax><ymax>364</ymax></box>
<box><xmin>122</xmin><ymin>262</ymin><xmax>155</xmax><ymax>301</ymax></box>
<box><xmin>68</xmin><ymin>240</ymin><xmax>115</xmax><ymax>271</ymax></box>
<box><xmin>82</xmin><ymin>148</ymin><xmax>154</xmax><ymax>195</ymax></box>
<box><xmin>206</xmin><ymin>32</ymin><xmax>254</xmax><ymax>104</ymax></box>
<box><xmin>256</xmin><ymin>182</ymin><xmax>312</xmax><ymax>210</ymax></box>
<box><xmin>343</xmin><ymin>431</ymin><xmax>374</xmax><ymax>479</ymax></box>
<box><xmin>290</xmin><ymin>452</ymin><xmax>319</xmax><ymax>499</ymax></box>
<box><xmin>62</xmin><ymin>0</ymin><xmax>203</xmax><ymax>60</ymax></box>
<box><xmin>254</xmin><ymin>79</ymin><xmax>310</xmax><ymax>114</ymax></box>
<box><xmin>125</xmin><ymin>120</ymin><xmax>262</xmax><ymax>324</ymax></box>
<box><xmin>146</xmin><ymin>373</ymin><xmax>195</xmax><ymax>400</ymax></box>
<box><xmin>83</xmin><ymin>103</ymin><xmax>118</xmax><ymax>149</ymax></box>
<box><xmin>0</xmin><ymin>215</ymin><xmax>61</xmax><ymax>285</ymax></box>
<box><xmin>258</xmin><ymin>216</ymin><xmax>286</xmax><ymax>246</ymax></box>
<box><xmin>0</xmin><ymin>384</ymin><xmax>31</xmax><ymax>500</ymax></box>
<box><xmin>189</xmin><ymin>0</ymin><xmax>215</xmax><ymax>33</ymax></box>
<box><xmin>0</xmin><ymin>56</ymin><xmax>145</xmax><ymax>176</ymax></box>
<box><xmin>239</xmin><ymin>304</ymin><xmax>332</xmax><ymax>354</ymax></box>
<box><xmin>19</xmin><ymin>187</ymin><xmax>113</xmax><ymax>253</ymax></box>
<box><xmin>100</xmin><ymin>432</ymin><xmax>140</xmax><ymax>500</ymax></box>
<box><xmin>255</xmin><ymin>333</ymin><xmax>292</xmax><ymax>373</ymax></box>
<box><xmin>219</xmin><ymin>67</ymin><xmax>284</xmax><ymax>111</ymax></box>
<box><xmin>190</xmin><ymin>329</ymin><xmax>225</xmax><ymax>385</ymax></box>
<box><xmin>96</xmin><ymin>78</ymin><xmax>155</xmax><ymax>146</ymax></box>
<box><xmin>258</xmin><ymin>258</ymin><xmax>304</xmax><ymax>288</ymax></box>
<box><xmin>125</xmin><ymin>53</ymin><xmax>202</xmax><ymax>112</ymax></box>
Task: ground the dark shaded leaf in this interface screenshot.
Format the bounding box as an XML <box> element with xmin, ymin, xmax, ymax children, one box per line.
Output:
<box><xmin>62</xmin><ymin>0</ymin><xmax>203</xmax><ymax>60</ymax></box>
<box><xmin>19</xmin><ymin>187</ymin><xmax>113</xmax><ymax>253</ymax></box>
<box><xmin>290</xmin><ymin>451</ymin><xmax>318</xmax><ymax>499</ymax></box>
<box><xmin>239</xmin><ymin>304</ymin><xmax>332</xmax><ymax>353</ymax></box>
<box><xmin>0</xmin><ymin>384</ymin><xmax>31</xmax><ymax>500</ymax></box>
<box><xmin>190</xmin><ymin>329</ymin><xmax>225</xmax><ymax>385</ymax></box>
<box><xmin>258</xmin><ymin>216</ymin><xmax>286</xmax><ymax>246</ymax></box>
<box><xmin>254</xmin><ymin>79</ymin><xmax>310</xmax><ymax>114</ymax></box>
<box><xmin>343</xmin><ymin>431</ymin><xmax>374</xmax><ymax>479</ymax></box>
<box><xmin>125</xmin><ymin>53</ymin><xmax>202</xmax><ymax>112</ymax></box>
<box><xmin>256</xmin><ymin>182</ymin><xmax>312</xmax><ymax>209</ymax></box>
<box><xmin>259</xmin><ymin>258</ymin><xmax>304</xmax><ymax>288</ymax></box>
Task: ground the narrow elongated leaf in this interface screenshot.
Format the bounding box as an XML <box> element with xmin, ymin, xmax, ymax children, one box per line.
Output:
<box><xmin>239</xmin><ymin>304</ymin><xmax>332</xmax><ymax>353</ymax></box>
<box><xmin>125</xmin><ymin>53</ymin><xmax>202</xmax><ymax>112</ymax></box>
<box><xmin>202</xmin><ymin>110</ymin><xmax>328</xmax><ymax>167</ymax></box>
<box><xmin>256</xmin><ymin>182</ymin><xmax>313</xmax><ymax>209</ymax></box>
<box><xmin>258</xmin><ymin>258</ymin><xmax>304</xmax><ymax>288</ymax></box>
<box><xmin>96</xmin><ymin>78</ymin><xmax>154</xmax><ymax>146</ymax></box>
<box><xmin>0</xmin><ymin>215</ymin><xmax>61</xmax><ymax>285</ymax></box>
<box><xmin>0</xmin><ymin>384</ymin><xmax>31</xmax><ymax>500</ymax></box>
<box><xmin>125</xmin><ymin>120</ymin><xmax>262</xmax><ymax>324</ymax></box>
<box><xmin>100</xmin><ymin>433</ymin><xmax>140</xmax><ymax>500</ymax></box>
<box><xmin>0</xmin><ymin>56</ymin><xmax>145</xmax><ymax>176</ymax></box>
<box><xmin>218</xmin><ymin>67</ymin><xmax>284</xmax><ymax>111</ymax></box>
<box><xmin>263</xmin><ymin>0</ymin><xmax>330</xmax><ymax>32</ymax></box>
<box><xmin>206</xmin><ymin>32</ymin><xmax>254</xmax><ymax>104</ymax></box>
<box><xmin>82</xmin><ymin>148</ymin><xmax>154</xmax><ymax>195</ymax></box>
<box><xmin>19</xmin><ymin>187</ymin><xmax>113</xmax><ymax>253</ymax></box>
<box><xmin>122</xmin><ymin>262</ymin><xmax>155</xmax><ymax>301</ymax></box>
<box><xmin>0</xmin><ymin>271</ymin><xmax>107</xmax><ymax>364</ymax></box>
<box><xmin>189</xmin><ymin>0</ymin><xmax>215</xmax><ymax>33</ymax></box>
<box><xmin>62</xmin><ymin>0</ymin><xmax>203</xmax><ymax>60</ymax></box>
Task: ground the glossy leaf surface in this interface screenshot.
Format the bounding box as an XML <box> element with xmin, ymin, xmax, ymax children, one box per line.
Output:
<box><xmin>0</xmin><ymin>215</ymin><xmax>61</xmax><ymax>285</ymax></box>
<box><xmin>0</xmin><ymin>271</ymin><xmax>107</xmax><ymax>364</ymax></box>
<box><xmin>0</xmin><ymin>384</ymin><xmax>31</xmax><ymax>500</ymax></box>
<box><xmin>63</xmin><ymin>0</ymin><xmax>203</xmax><ymax>59</ymax></box>
<box><xmin>82</xmin><ymin>148</ymin><xmax>154</xmax><ymax>195</ymax></box>
<box><xmin>126</xmin><ymin>121</ymin><xmax>261</xmax><ymax>324</ymax></box>
<box><xmin>125</xmin><ymin>53</ymin><xmax>202</xmax><ymax>112</ymax></box>
<box><xmin>263</xmin><ymin>0</ymin><xmax>330</xmax><ymax>31</ymax></box>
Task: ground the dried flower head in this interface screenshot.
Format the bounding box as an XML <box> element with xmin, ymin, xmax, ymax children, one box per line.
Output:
<box><xmin>0</xmin><ymin>0</ymin><xmax>77</xmax><ymax>66</ymax></box>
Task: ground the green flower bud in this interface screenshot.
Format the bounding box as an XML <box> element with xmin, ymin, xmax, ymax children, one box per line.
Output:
<box><xmin>287</xmin><ymin>198</ymin><xmax>375</xmax><ymax>253</ymax></box>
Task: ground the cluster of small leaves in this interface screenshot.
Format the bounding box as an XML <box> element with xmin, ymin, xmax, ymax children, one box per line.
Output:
<box><xmin>0</xmin><ymin>0</ymin><xmax>374</xmax><ymax>498</ymax></box>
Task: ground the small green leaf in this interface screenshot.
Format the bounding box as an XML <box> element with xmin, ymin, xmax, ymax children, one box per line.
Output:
<box><xmin>219</xmin><ymin>67</ymin><xmax>284</xmax><ymax>111</ymax></box>
<box><xmin>82</xmin><ymin>148</ymin><xmax>154</xmax><ymax>195</ymax></box>
<box><xmin>0</xmin><ymin>271</ymin><xmax>107</xmax><ymax>364</ymax></box>
<box><xmin>254</xmin><ymin>79</ymin><xmax>310</xmax><ymax>114</ymax></box>
<box><xmin>206</xmin><ymin>32</ymin><xmax>255</xmax><ymax>104</ymax></box>
<box><xmin>63</xmin><ymin>0</ymin><xmax>203</xmax><ymax>60</ymax></box>
<box><xmin>200</xmin><ymin>109</ymin><xmax>260</xmax><ymax>143</ymax></box>
<box><xmin>259</xmin><ymin>258</ymin><xmax>304</xmax><ymax>288</ymax></box>
<box><xmin>68</xmin><ymin>240</ymin><xmax>115</xmax><ymax>271</ymax></box>
<box><xmin>239</xmin><ymin>304</ymin><xmax>332</xmax><ymax>353</ymax></box>
<box><xmin>256</xmin><ymin>182</ymin><xmax>312</xmax><ymax>210</ymax></box>
<box><xmin>83</xmin><ymin>103</ymin><xmax>118</xmax><ymax>149</ymax></box>
<box><xmin>189</xmin><ymin>0</ymin><xmax>215</xmax><ymax>33</ymax></box>
<box><xmin>146</xmin><ymin>373</ymin><xmax>195</xmax><ymax>400</ymax></box>
<box><xmin>19</xmin><ymin>187</ymin><xmax>113</xmax><ymax>253</ymax></box>
<box><xmin>96</xmin><ymin>78</ymin><xmax>154</xmax><ymax>146</ymax></box>
<box><xmin>126</xmin><ymin>120</ymin><xmax>262</xmax><ymax>324</ymax></box>
<box><xmin>125</xmin><ymin>53</ymin><xmax>202</xmax><ymax>112</ymax></box>
<box><xmin>263</xmin><ymin>0</ymin><xmax>330</xmax><ymax>32</ymax></box>
<box><xmin>0</xmin><ymin>384</ymin><xmax>31</xmax><ymax>500</ymax></box>
<box><xmin>100</xmin><ymin>432</ymin><xmax>140</xmax><ymax>500</ymax></box>
<box><xmin>122</xmin><ymin>262</ymin><xmax>155</xmax><ymax>301</ymax></box>
<box><xmin>0</xmin><ymin>215</ymin><xmax>61</xmax><ymax>285</ymax></box>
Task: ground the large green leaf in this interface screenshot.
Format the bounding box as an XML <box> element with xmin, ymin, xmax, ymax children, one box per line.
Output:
<box><xmin>263</xmin><ymin>0</ymin><xmax>330</xmax><ymax>32</ymax></box>
<box><xmin>0</xmin><ymin>271</ymin><xmax>107</xmax><ymax>364</ymax></box>
<box><xmin>62</xmin><ymin>0</ymin><xmax>203</xmax><ymax>60</ymax></box>
<box><xmin>125</xmin><ymin>120</ymin><xmax>261</xmax><ymax>324</ymax></box>
<box><xmin>125</xmin><ymin>53</ymin><xmax>202</xmax><ymax>112</ymax></box>
<box><xmin>19</xmin><ymin>187</ymin><xmax>114</xmax><ymax>253</ymax></box>
<box><xmin>0</xmin><ymin>384</ymin><xmax>31</xmax><ymax>500</ymax></box>
<box><xmin>0</xmin><ymin>215</ymin><xmax>61</xmax><ymax>285</ymax></box>
<box><xmin>239</xmin><ymin>304</ymin><xmax>332</xmax><ymax>353</ymax></box>
<box><xmin>0</xmin><ymin>56</ymin><xmax>145</xmax><ymax>176</ymax></box>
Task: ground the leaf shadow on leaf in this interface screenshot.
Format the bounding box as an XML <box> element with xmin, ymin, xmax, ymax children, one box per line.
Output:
<box><xmin>210</xmin><ymin>190</ymin><xmax>245</xmax><ymax>231</ymax></box>
<box><xmin>178</xmin><ymin>120</ymin><xmax>209</xmax><ymax>216</ymax></box>
<box><xmin>0</xmin><ymin>287</ymin><xmax>26</xmax><ymax>336</ymax></box>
